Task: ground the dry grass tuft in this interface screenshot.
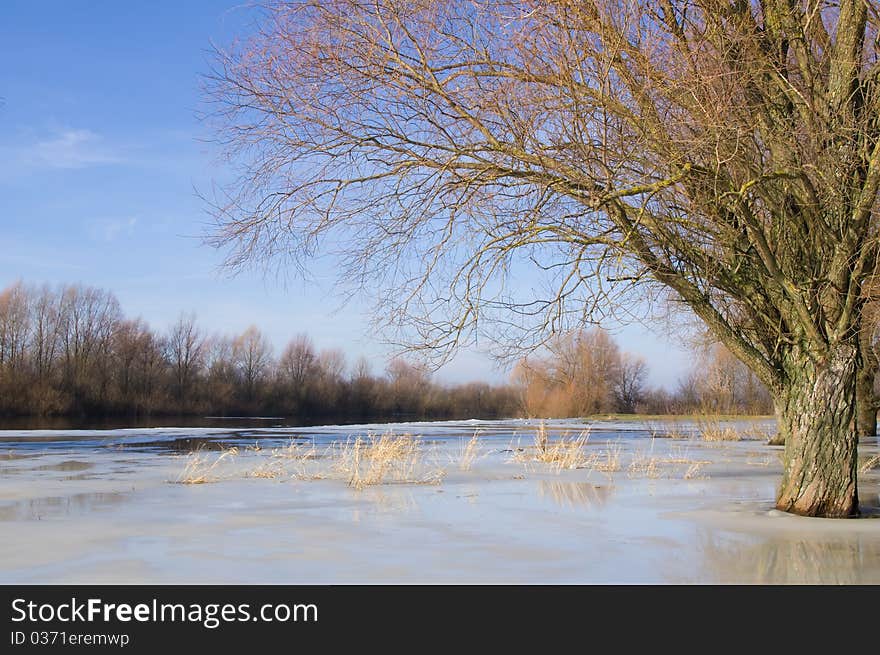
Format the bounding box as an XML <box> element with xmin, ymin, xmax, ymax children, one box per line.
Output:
<box><xmin>647</xmin><ymin>421</ymin><xmax>690</xmax><ymax>440</ymax></box>
<box><xmin>175</xmin><ymin>447</ymin><xmax>238</xmax><ymax>484</ymax></box>
<box><xmin>271</xmin><ymin>440</ymin><xmax>320</xmax><ymax>461</ymax></box>
<box><xmin>628</xmin><ymin>453</ymin><xmax>663</xmax><ymax>478</ymax></box>
<box><xmin>337</xmin><ymin>432</ymin><xmax>445</xmax><ymax>490</ymax></box>
<box><xmin>683</xmin><ymin>461</ymin><xmax>709</xmax><ymax>479</ymax></box>
<box><xmin>859</xmin><ymin>453</ymin><xmax>880</xmax><ymax>474</ymax></box>
<box><xmin>245</xmin><ymin>458</ymin><xmax>288</xmax><ymax>479</ymax></box>
<box><xmin>696</xmin><ymin>418</ymin><xmax>743</xmax><ymax>442</ymax></box>
<box><xmin>628</xmin><ymin>446</ymin><xmax>711</xmax><ymax>480</ymax></box>
<box><xmin>270</xmin><ymin>440</ymin><xmax>331</xmax><ymax>480</ymax></box>
<box><xmin>510</xmin><ymin>424</ymin><xmax>592</xmax><ymax>471</ymax></box>
<box><xmin>535</xmin><ymin>421</ymin><xmax>550</xmax><ymax>453</ymax></box>
<box><xmin>174</xmin><ymin>432</ymin><xmax>451</xmax><ymax>488</ymax></box>
<box><xmin>739</xmin><ymin>425</ymin><xmax>777</xmax><ymax>443</ymax></box>
<box><xmin>457</xmin><ymin>431</ymin><xmax>483</xmax><ymax>471</ymax></box>
<box><xmin>590</xmin><ymin>443</ymin><xmax>623</xmax><ymax>473</ymax></box>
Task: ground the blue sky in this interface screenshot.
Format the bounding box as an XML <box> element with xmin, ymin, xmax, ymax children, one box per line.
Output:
<box><xmin>0</xmin><ymin>1</ymin><xmax>692</xmax><ymax>387</ymax></box>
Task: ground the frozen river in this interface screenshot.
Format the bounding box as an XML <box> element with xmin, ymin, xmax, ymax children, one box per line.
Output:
<box><xmin>1</xmin><ymin>417</ymin><xmax>878</xmax><ymax>584</ymax></box>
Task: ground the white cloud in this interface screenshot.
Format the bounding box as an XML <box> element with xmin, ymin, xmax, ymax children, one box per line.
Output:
<box><xmin>26</xmin><ymin>129</ymin><xmax>122</xmax><ymax>169</ymax></box>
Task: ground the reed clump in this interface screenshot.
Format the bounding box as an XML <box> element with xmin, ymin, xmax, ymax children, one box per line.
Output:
<box><xmin>739</xmin><ymin>424</ymin><xmax>777</xmax><ymax>443</ymax></box>
<box><xmin>175</xmin><ymin>446</ymin><xmax>239</xmax><ymax>484</ymax></box>
<box><xmin>245</xmin><ymin>459</ymin><xmax>288</xmax><ymax>479</ymax></box>
<box><xmin>336</xmin><ymin>432</ymin><xmax>445</xmax><ymax>490</ymax></box>
<box><xmin>510</xmin><ymin>423</ymin><xmax>592</xmax><ymax>471</ymax></box>
<box><xmin>628</xmin><ymin>446</ymin><xmax>711</xmax><ymax>480</ymax></box>
<box><xmin>696</xmin><ymin>418</ymin><xmax>743</xmax><ymax>442</ymax></box>
<box><xmin>628</xmin><ymin>452</ymin><xmax>663</xmax><ymax>479</ymax></box>
<box><xmin>271</xmin><ymin>439</ymin><xmax>319</xmax><ymax>458</ymax></box>
<box><xmin>270</xmin><ymin>440</ymin><xmax>329</xmax><ymax>480</ymax></box>
<box><xmin>457</xmin><ymin>432</ymin><xmax>483</xmax><ymax>471</ymax></box>
<box><xmin>647</xmin><ymin>421</ymin><xmax>690</xmax><ymax>440</ymax></box>
<box><xmin>591</xmin><ymin>443</ymin><xmax>623</xmax><ymax>473</ymax></box>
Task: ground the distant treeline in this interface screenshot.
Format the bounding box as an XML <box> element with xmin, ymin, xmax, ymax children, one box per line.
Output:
<box><xmin>0</xmin><ymin>281</ymin><xmax>773</xmax><ymax>421</ymax></box>
<box><xmin>0</xmin><ymin>281</ymin><xmax>517</xmax><ymax>420</ymax></box>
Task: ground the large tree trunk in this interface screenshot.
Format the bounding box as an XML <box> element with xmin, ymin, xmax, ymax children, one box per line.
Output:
<box><xmin>774</xmin><ymin>343</ymin><xmax>860</xmax><ymax>518</ymax></box>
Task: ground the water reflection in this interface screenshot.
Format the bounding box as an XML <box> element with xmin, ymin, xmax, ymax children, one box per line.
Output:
<box><xmin>0</xmin><ymin>452</ymin><xmax>36</xmax><ymax>461</ymax></box>
<box><xmin>858</xmin><ymin>483</ymin><xmax>880</xmax><ymax>513</ymax></box>
<box><xmin>0</xmin><ymin>491</ymin><xmax>129</xmax><ymax>521</ymax></box>
<box><xmin>350</xmin><ymin>487</ymin><xmax>419</xmax><ymax>521</ymax></box>
<box><xmin>695</xmin><ymin>529</ymin><xmax>880</xmax><ymax>584</ymax></box>
<box><xmin>537</xmin><ymin>480</ymin><xmax>611</xmax><ymax>509</ymax></box>
<box><xmin>35</xmin><ymin>460</ymin><xmax>93</xmax><ymax>472</ymax></box>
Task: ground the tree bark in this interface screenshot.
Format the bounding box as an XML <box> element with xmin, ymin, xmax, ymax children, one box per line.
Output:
<box><xmin>856</xmin><ymin>368</ymin><xmax>877</xmax><ymax>438</ymax></box>
<box><xmin>775</xmin><ymin>343</ymin><xmax>860</xmax><ymax>517</ymax></box>
<box><xmin>856</xmin><ymin>320</ymin><xmax>878</xmax><ymax>438</ymax></box>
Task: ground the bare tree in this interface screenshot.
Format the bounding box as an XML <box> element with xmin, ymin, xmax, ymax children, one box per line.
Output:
<box><xmin>512</xmin><ymin>328</ymin><xmax>639</xmax><ymax>416</ymax></box>
<box><xmin>278</xmin><ymin>333</ymin><xmax>316</xmax><ymax>388</ymax></box>
<box><xmin>0</xmin><ymin>281</ymin><xmax>31</xmax><ymax>374</ymax></box>
<box><xmin>386</xmin><ymin>357</ymin><xmax>432</xmax><ymax>415</ymax></box>
<box><xmin>0</xmin><ymin>281</ymin><xmax>32</xmax><ymax>413</ymax></box>
<box><xmin>277</xmin><ymin>333</ymin><xmax>318</xmax><ymax>412</ymax></box>
<box><xmin>615</xmin><ymin>353</ymin><xmax>648</xmax><ymax>414</ymax></box>
<box><xmin>349</xmin><ymin>355</ymin><xmax>376</xmax><ymax>417</ymax></box>
<box><xmin>550</xmin><ymin>329</ymin><xmax>621</xmax><ymax>415</ymax></box>
<box><xmin>166</xmin><ymin>313</ymin><xmax>207</xmax><ymax>407</ymax></box>
<box><xmin>30</xmin><ymin>285</ymin><xmax>61</xmax><ymax>384</ymax></box>
<box><xmin>204</xmin><ymin>334</ymin><xmax>238</xmax><ymax>411</ymax></box>
<box><xmin>114</xmin><ymin>318</ymin><xmax>165</xmax><ymax>414</ymax></box>
<box><xmin>29</xmin><ymin>284</ymin><xmax>64</xmax><ymax>414</ymax></box>
<box><xmin>58</xmin><ymin>285</ymin><xmax>122</xmax><ymax>409</ymax></box>
<box><xmin>311</xmin><ymin>347</ymin><xmax>347</xmax><ymax>408</ymax></box>
<box><xmin>206</xmin><ymin>1</ymin><xmax>880</xmax><ymax>517</ymax></box>
<box><xmin>233</xmin><ymin>325</ymin><xmax>274</xmax><ymax>401</ymax></box>
<box><xmin>315</xmin><ymin>348</ymin><xmax>346</xmax><ymax>382</ymax></box>
<box><xmin>685</xmin><ymin>342</ymin><xmax>772</xmax><ymax>415</ymax></box>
